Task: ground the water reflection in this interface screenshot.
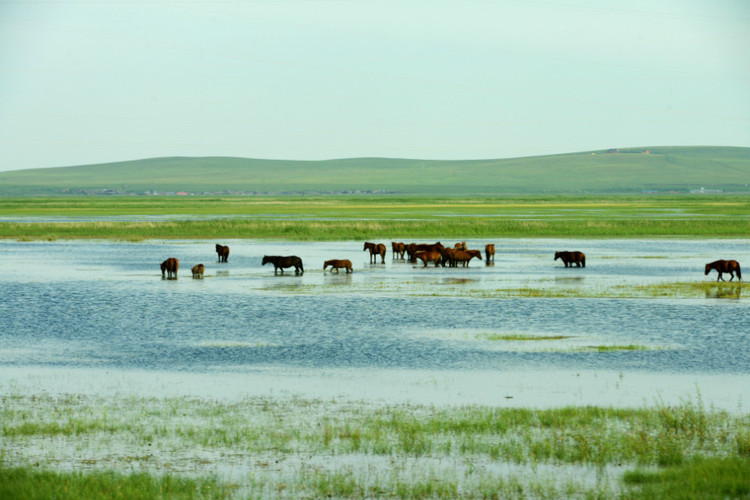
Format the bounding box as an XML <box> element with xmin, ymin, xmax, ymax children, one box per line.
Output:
<box><xmin>705</xmin><ymin>285</ymin><xmax>742</xmax><ymax>299</ymax></box>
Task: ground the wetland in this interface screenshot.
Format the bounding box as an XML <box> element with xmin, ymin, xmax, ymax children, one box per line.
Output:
<box><xmin>1</xmin><ymin>236</ymin><xmax>749</xmax><ymax>498</ymax></box>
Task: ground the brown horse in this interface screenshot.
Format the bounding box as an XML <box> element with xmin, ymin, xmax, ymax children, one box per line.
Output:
<box><xmin>215</xmin><ymin>244</ymin><xmax>230</xmax><ymax>262</ymax></box>
<box><xmin>160</xmin><ymin>257</ymin><xmax>179</xmax><ymax>279</ymax></box>
<box><xmin>453</xmin><ymin>241</ymin><xmax>467</xmax><ymax>251</ymax></box>
<box><xmin>324</xmin><ymin>259</ymin><xmax>353</xmax><ymax>273</ymax></box>
<box><xmin>452</xmin><ymin>249</ymin><xmax>483</xmax><ymax>267</ymax></box>
<box><xmin>262</xmin><ymin>255</ymin><xmax>304</xmax><ymax>274</ymax></box>
<box><xmin>485</xmin><ymin>243</ymin><xmax>495</xmax><ymax>263</ymax></box>
<box><xmin>555</xmin><ymin>251</ymin><xmax>586</xmax><ymax>268</ymax></box>
<box><xmin>415</xmin><ymin>250</ymin><xmax>442</xmax><ymax>267</ymax></box>
<box><xmin>391</xmin><ymin>242</ymin><xmax>406</xmax><ymax>259</ymax></box>
<box><xmin>705</xmin><ymin>259</ymin><xmax>741</xmax><ymax>282</ymax></box>
<box><xmin>364</xmin><ymin>242</ymin><xmax>386</xmax><ymax>263</ymax></box>
<box><xmin>191</xmin><ymin>264</ymin><xmax>205</xmax><ymax>278</ymax></box>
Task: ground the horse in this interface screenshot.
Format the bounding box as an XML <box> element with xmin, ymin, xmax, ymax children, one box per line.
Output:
<box><xmin>324</xmin><ymin>259</ymin><xmax>353</xmax><ymax>273</ymax></box>
<box><xmin>555</xmin><ymin>251</ymin><xmax>586</xmax><ymax>268</ymax></box>
<box><xmin>215</xmin><ymin>244</ymin><xmax>230</xmax><ymax>262</ymax></box>
<box><xmin>160</xmin><ymin>257</ymin><xmax>179</xmax><ymax>279</ymax></box>
<box><xmin>453</xmin><ymin>241</ymin><xmax>467</xmax><ymax>251</ymax></box>
<box><xmin>191</xmin><ymin>264</ymin><xmax>205</xmax><ymax>279</ymax></box>
<box><xmin>485</xmin><ymin>244</ymin><xmax>495</xmax><ymax>263</ymax></box>
<box><xmin>391</xmin><ymin>242</ymin><xmax>405</xmax><ymax>259</ymax></box>
<box><xmin>415</xmin><ymin>250</ymin><xmax>442</xmax><ymax>267</ymax></box>
<box><xmin>262</xmin><ymin>255</ymin><xmax>304</xmax><ymax>274</ymax></box>
<box><xmin>363</xmin><ymin>242</ymin><xmax>386</xmax><ymax>264</ymax></box>
<box><xmin>705</xmin><ymin>259</ymin><xmax>741</xmax><ymax>282</ymax></box>
<box><xmin>452</xmin><ymin>249</ymin><xmax>482</xmax><ymax>267</ymax></box>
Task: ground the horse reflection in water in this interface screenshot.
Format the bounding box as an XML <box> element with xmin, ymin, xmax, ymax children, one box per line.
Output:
<box><xmin>160</xmin><ymin>258</ymin><xmax>179</xmax><ymax>279</ymax></box>
<box><xmin>705</xmin><ymin>259</ymin><xmax>741</xmax><ymax>282</ymax></box>
<box><xmin>262</xmin><ymin>255</ymin><xmax>304</xmax><ymax>274</ymax></box>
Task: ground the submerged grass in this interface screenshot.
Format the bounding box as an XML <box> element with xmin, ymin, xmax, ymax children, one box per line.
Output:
<box><xmin>2</xmin><ymin>392</ymin><xmax>749</xmax><ymax>499</ymax></box>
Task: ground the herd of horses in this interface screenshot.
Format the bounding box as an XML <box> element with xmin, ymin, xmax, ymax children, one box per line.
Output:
<box><xmin>160</xmin><ymin>241</ymin><xmax>742</xmax><ymax>283</ymax></box>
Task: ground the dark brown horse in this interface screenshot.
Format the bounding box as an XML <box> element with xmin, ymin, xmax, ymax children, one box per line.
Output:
<box><xmin>391</xmin><ymin>242</ymin><xmax>406</xmax><ymax>259</ymax></box>
<box><xmin>324</xmin><ymin>259</ymin><xmax>353</xmax><ymax>273</ymax></box>
<box><xmin>191</xmin><ymin>264</ymin><xmax>205</xmax><ymax>278</ymax></box>
<box><xmin>485</xmin><ymin>243</ymin><xmax>495</xmax><ymax>263</ymax></box>
<box><xmin>555</xmin><ymin>251</ymin><xmax>586</xmax><ymax>268</ymax></box>
<box><xmin>705</xmin><ymin>259</ymin><xmax>741</xmax><ymax>282</ymax></box>
<box><xmin>216</xmin><ymin>244</ymin><xmax>230</xmax><ymax>262</ymax></box>
<box><xmin>364</xmin><ymin>242</ymin><xmax>386</xmax><ymax>264</ymax></box>
<box><xmin>160</xmin><ymin>257</ymin><xmax>179</xmax><ymax>279</ymax></box>
<box><xmin>262</xmin><ymin>255</ymin><xmax>304</xmax><ymax>274</ymax></box>
<box><xmin>415</xmin><ymin>250</ymin><xmax>442</xmax><ymax>267</ymax></box>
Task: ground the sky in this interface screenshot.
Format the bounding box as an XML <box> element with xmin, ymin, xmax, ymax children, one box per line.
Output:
<box><xmin>0</xmin><ymin>0</ymin><xmax>748</xmax><ymax>172</ymax></box>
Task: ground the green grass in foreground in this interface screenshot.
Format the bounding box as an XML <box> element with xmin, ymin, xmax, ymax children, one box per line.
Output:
<box><xmin>2</xmin><ymin>393</ymin><xmax>750</xmax><ymax>499</ymax></box>
<box><xmin>0</xmin><ymin>468</ymin><xmax>233</xmax><ymax>500</ymax></box>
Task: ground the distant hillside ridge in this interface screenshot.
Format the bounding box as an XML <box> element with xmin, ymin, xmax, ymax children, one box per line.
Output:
<box><xmin>0</xmin><ymin>146</ymin><xmax>748</xmax><ymax>196</ymax></box>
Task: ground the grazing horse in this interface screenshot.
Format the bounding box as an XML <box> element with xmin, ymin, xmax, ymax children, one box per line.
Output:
<box><xmin>160</xmin><ymin>258</ymin><xmax>179</xmax><ymax>279</ymax></box>
<box><xmin>705</xmin><ymin>259</ymin><xmax>741</xmax><ymax>282</ymax></box>
<box><xmin>191</xmin><ymin>264</ymin><xmax>205</xmax><ymax>279</ymax></box>
<box><xmin>324</xmin><ymin>259</ymin><xmax>353</xmax><ymax>273</ymax></box>
<box><xmin>391</xmin><ymin>242</ymin><xmax>406</xmax><ymax>259</ymax></box>
<box><xmin>262</xmin><ymin>255</ymin><xmax>304</xmax><ymax>274</ymax></box>
<box><xmin>555</xmin><ymin>251</ymin><xmax>586</xmax><ymax>268</ymax></box>
<box><xmin>363</xmin><ymin>242</ymin><xmax>386</xmax><ymax>264</ymax></box>
<box><xmin>415</xmin><ymin>250</ymin><xmax>442</xmax><ymax>267</ymax></box>
<box><xmin>215</xmin><ymin>244</ymin><xmax>230</xmax><ymax>262</ymax></box>
<box><xmin>485</xmin><ymin>244</ymin><xmax>495</xmax><ymax>263</ymax></box>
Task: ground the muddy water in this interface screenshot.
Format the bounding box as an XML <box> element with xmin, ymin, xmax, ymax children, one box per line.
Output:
<box><xmin>1</xmin><ymin>239</ymin><xmax>749</xmax><ymax>409</ymax></box>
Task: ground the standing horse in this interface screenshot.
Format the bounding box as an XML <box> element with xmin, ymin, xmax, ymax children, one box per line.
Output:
<box><xmin>215</xmin><ymin>244</ymin><xmax>230</xmax><ymax>262</ymax></box>
<box><xmin>364</xmin><ymin>242</ymin><xmax>386</xmax><ymax>264</ymax></box>
<box><xmin>485</xmin><ymin>243</ymin><xmax>495</xmax><ymax>263</ymax></box>
<box><xmin>160</xmin><ymin>258</ymin><xmax>179</xmax><ymax>279</ymax></box>
<box><xmin>262</xmin><ymin>255</ymin><xmax>304</xmax><ymax>274</ymax></box>
<box><xmin>555</xmin><ymin>251</ymin><xmax>586</xmax><ymax>268</ymax></box>
<box><xmin>452</xmin><ymin>249</ymin><xmax>483</xmax><ymax>267</ymax></box>
<box><xmin>705</xmin><ymin>259</ymin><xmax>741</xmax><ymax>282</ymax></box>
<box><xmin>415</xmin><ymin>250</ymin><xmax>442</xmax><ymax>267</ymax></box>
<box><xmin>324</xmin><ymin>259</ymin><xmax>353</xmax><ymax>273</ymax></box>
<box><xmin>391</xmin><ymin>242</ymin><xmax>405</xmax><ymax>259</ymax></box>
<box><xmin>191</xmin><ymin>264</ymin><xmax>205</xmax><ymax>278</ymax></box>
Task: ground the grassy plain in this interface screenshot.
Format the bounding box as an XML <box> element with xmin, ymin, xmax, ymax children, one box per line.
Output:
<box><xmin>2</xmin><ymin>195</ymin><xmax>750</xmax><ymax>240</ymax></box>
<box><xmin>2</xmin><ymin>393</ymin><xmax>749</xmax><ymax>499</ymax></box>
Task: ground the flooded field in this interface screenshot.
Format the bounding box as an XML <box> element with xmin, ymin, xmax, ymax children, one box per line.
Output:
<box><xmin>2</xmin><ymin>238</ymin><xmax>749</xmax><ymax>498</ymax></box>
<box><xmin>1</xmin><ymin>238</ymin><xmax>749</xmax><ymax>409</ymax></box>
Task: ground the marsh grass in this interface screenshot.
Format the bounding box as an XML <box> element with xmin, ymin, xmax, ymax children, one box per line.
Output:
<box><xmin>2</xmin><ymin>392</ymin><xmax>750</xmax><ymax>498</ymax></box>
<box><xmin>2</xmin><ymin>195</ymin><xmax>750</xmax><ymax>240</ymax></box>
<box><xmin>477</xmin><ymin>333</ymin><xmax>573</xmax><ymax>341</ymax></box>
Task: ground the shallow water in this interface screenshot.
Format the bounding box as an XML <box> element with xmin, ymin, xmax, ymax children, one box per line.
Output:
<box><xmin>1</xmin><ymin>238</ymin><xmax>749</xmax><ymax>409</ymax></box>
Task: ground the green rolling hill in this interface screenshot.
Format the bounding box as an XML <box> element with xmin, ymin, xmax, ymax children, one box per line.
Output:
<box><xmin>0</xmin><ymin>146</ymin><xmax>748</xmax><ymax>196</ymax></box>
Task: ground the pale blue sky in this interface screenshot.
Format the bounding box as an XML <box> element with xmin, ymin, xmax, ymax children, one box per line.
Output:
<box><xmin>0</xmin><ymin>0</ymin><xmax>748</xmax><ymax>171</ymax></box>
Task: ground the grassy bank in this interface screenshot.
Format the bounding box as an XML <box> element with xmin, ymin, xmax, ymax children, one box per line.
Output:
<box><xmin>2</xmin><ymin>393</ymin><xmax>749</xmax><ymax>499</ymax></box>
<box><xmin>2</xmin><ymin>195</ymin><xmax>750</xmax><ymax>240</ymax></box>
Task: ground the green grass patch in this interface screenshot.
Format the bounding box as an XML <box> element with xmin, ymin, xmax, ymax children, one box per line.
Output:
<box><xmin>622</xmin><ymin>457</ymin><xmax>750</xmax><ymax>500</ymax></box>
<box><xmin>0</xmin><ymin>467</ymin><xmax>234</xmax><ymax>500</ymax></box>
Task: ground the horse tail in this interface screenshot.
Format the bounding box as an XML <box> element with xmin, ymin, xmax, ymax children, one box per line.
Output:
<box><xmin>737</xmin><ymin>263</ymin><xmax>741</xmax><ymax>281</ymax></box>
